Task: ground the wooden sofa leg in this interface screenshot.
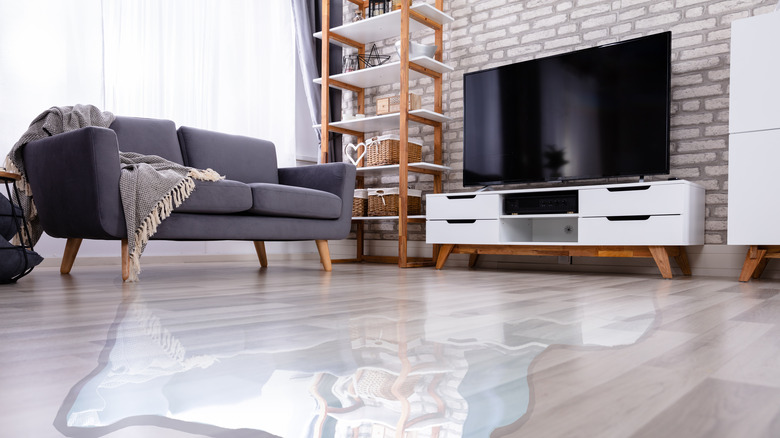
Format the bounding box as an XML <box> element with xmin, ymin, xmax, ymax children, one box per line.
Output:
<box><xmin>316</xmin><ymin>240</ymin><xmax>332</xmax><ymax>272</ymax></box>
<box><xmin>61</xmin><ymin>238</ymin><xmax>82</xmax><ymax>275</ymax></box>
<box><xmin>253</xmin><ymin>241</ymin><xmax>268</xmax><ymax>268</ymax></box>
<box><xmin>121</xmin><ymin>239</ymin><xmax>130</xmax><ymax>281</ymax></box>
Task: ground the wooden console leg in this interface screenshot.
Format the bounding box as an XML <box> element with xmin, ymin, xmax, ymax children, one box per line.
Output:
<box><xmin>739</xmin><ymin>246</ymin><xmax>767</xmax><ymax>282</ymax></box>
<box><xmin>121</xmin><ymin>239</ymin><xmax>130</xmax><ymax>282</ymax></box>
<box><xmin>60</xmin><ymin>238</ymin><xmax>82</xmax><ymax>275</ymax></box>
<box><xmin>468</xmin><ymin>253</ymin><xmax>480</xmax><ymax>268</ymax></box>
<box><xmin>673</xmin><ymin>247</ymin><xmax>692</xmax><ymax>276</ymax></box>
<box><xmin>253</xmin><ymin>241</ymin><xmax>268</xmax><ymax>268</ymax></box>
<box><xmin>648</xmin><ymin>246</ymin><xmax>673</xmax><ymax>279</ymax></box>
<box><xmin>435</xmin><ymin>244</ymin><xmax>455</xmax><ymax>270</ymax></box>
<box><xmin>753</xmin><ymin>257</ymin><xmax>770</xmax><ymax>279</ymax></box>
<box><xmin>315</xmin><ymin>240</ymin><xmax>332</xmax><ymax>272</ymax></box>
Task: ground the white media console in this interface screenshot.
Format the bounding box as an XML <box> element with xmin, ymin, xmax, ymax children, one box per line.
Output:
<box><xmin>426</xmin><ymin>180</ymin><xmax>705</xmax><ymax>278</ymax></box>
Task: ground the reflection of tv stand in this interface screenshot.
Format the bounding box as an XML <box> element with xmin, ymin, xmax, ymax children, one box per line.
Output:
<box><xmin>426</xmin><ymin>180</ymin><xmax>705</xmax><ymax>278</ymax></box>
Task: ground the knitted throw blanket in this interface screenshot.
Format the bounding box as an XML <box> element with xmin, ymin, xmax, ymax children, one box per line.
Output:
<box><xmin>119</xmin><ymin>153</ymin><xmax>221</xmax><ymax>281</ymax></box>
<box><xmin>5</xmin><ymin>105</ymin><xmax>221</xmax><ymax>282</ymax></box>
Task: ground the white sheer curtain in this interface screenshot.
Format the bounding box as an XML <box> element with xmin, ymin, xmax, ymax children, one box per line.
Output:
<box><xmin>102</xmin><ymin>0</ymin><xmax>297</xmax><ymax>167</ymax></box>
<box><xmin>0</xmin><ymin>0</ymin><xmax>104</xmax><ymax>159</ymax></box>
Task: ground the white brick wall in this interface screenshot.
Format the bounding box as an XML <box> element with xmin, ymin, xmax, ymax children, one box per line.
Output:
<box><xmin>341</xmin><ymin>0</ymin><xmax>778</xmax><ymax>245</ymax></box>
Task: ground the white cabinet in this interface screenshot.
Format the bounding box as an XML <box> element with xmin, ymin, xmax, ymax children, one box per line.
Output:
<box><xmin>728</xmin><ymin>130</ymin><xmax>780</xmax><ymax>245</ymax></box>
<box><xmin>729</xmin><ymin>12</ymin><xmax>780</xmax><ymax>135</ymax></box>
<box><xmin>728</xmin><ymin>12</ymin><xmax>780</xmax><ymax>246</ymax></box>
<box><xmin>426</xmin><ymin>181</ymin><xmax>705</xmax><ymax>246</ymax></box>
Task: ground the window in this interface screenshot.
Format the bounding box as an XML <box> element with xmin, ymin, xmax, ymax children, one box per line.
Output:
<box><xmin>102</xmin><ymin>0</ymin><xmax>297</xmax><ymax>166</ymax></box>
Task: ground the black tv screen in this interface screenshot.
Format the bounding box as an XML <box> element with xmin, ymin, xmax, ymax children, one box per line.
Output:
<box><xmin>463</xmin><ymin>32</ymin><xmax>671</xmax><ymax>186</ymax></box>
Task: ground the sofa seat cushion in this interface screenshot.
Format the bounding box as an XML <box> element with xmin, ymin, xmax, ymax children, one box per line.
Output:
<box><xmin>176</xmin><ymin>179</ymin><xmax>252</xmax><ymax>214</ymax></box>
<box><xmin>248</xmin><ymin>183</ymin><xmax>341</xmax><ymax>219</ymax></box>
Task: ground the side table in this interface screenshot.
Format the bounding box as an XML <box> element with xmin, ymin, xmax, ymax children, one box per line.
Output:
<box><xmin>1</xmin><ymin>169</ymin><xmax>36</xmax><ymax>281</ymax></box>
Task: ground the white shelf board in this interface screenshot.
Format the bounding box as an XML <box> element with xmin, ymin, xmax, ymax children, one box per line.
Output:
<box><xmin>313</xmin><ymin>3</ymin><xmax>454</xmax><ymax>47</ymax></box>
<box><xmin>353</xmin><ymin>215</ymin><xmax>427</xmax><ymax>221</ymax></box>
<box><xmin>499</xmin><ymin>214</ymin><xmax>579</xmax><ymax>219</ymax></box>
<box><xmin>315</xmin><ymin>109</ymin><xmax>450</xmax><ymax>133</ymax></box>
<box><xmin>314</xmin><ymin>57</ymin><xmax>453</xmax><ymax>90</ymax></box>
<box><xmin>357</xmin><ymin>162</ymin><xmax>451</xmax><ymax>175</ymax></box>
<box><xmin>497</xmin><ymin>241</ymin><xmax>581</xmax><ymax>246</ymax></box>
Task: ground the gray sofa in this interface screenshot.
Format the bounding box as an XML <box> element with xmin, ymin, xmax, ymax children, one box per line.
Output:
<box><xmin>22</xmin><ymin>116</ymin><xmax>356</xmax><ymax>280</ymax></box>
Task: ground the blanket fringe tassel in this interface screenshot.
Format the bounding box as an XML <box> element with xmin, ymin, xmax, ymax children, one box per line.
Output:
<box><xmin>126</xmin><ymin>176</ymin><xmax>197</xmax><ymax>282</ymax></box>
<box><xmin>125</xmin><ymin>168</ymin><xmax>222</xmax><ymax>282</ymax></box>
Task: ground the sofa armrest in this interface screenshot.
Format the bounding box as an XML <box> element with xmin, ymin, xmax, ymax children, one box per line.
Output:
<box><xmin>278</xmin><ymin>163</ymin><xmax>356</xmax><ymax>219</ymax></box>
<box><xmin>278</xmin><ymin>163</ymin><xmax>356</xmax><ymax>198</ymax></box>
<box><xmin>23</xmin><ymin>127</ymin><xmax>126</xmax><ymax>239</ymax></box>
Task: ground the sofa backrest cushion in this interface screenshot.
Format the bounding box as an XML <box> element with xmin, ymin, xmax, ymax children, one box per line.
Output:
<box><xmin>109</xmin><ymin>116</ymin><xmax>184</xmax><ymax>164</ymax></box>
<box><xmin>177</xmin><ymin>126</ymin><xmax>278</xmax><ymax>184</ymax></box>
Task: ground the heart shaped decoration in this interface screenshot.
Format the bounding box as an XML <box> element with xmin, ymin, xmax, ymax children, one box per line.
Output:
<box><xmin>344</xmin><ymin>142</ymin><xmax>367</xmax><ymax>166</ymax></box>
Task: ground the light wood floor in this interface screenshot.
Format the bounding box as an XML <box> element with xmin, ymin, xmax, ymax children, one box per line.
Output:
<box><xmin>2</xmin><ymin>260</ymin><xmax>780</xmax><ymax>437</ymax></box>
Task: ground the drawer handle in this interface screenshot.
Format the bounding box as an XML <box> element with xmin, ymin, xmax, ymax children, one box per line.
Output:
<box><xmin>607</xmin><ymin>185</ymin><xmax>650</xmax><ymax>192</ymax></box>
<box><xmin>606</xmin><ymin>215</ymin><xmax>651</xmax><ymax>221</ymax></box>
<box><xmin>446</xmin><ymin>194</ymin><xmax>477</xmax><ymax>199</ymax></box>
<box><xmin>446</xmin><ymin>219</ymin><xmax>477</xmax><ymax>224</ymax></box>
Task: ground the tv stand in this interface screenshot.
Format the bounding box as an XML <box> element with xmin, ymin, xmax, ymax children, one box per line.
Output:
<box><xmin>426</xmin><ymin>180</ymin><xmax>705</xmax><ymax>278</ymax></box>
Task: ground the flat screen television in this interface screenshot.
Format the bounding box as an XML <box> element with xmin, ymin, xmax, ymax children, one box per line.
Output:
<box><xmin>463</xmin><ymin>31</ymin><xmax>671</xmax><ymax>186</ymax></box>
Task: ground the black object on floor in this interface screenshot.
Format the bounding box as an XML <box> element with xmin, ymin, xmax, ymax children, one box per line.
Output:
<box><xmin>0</xmin><ymin>185</ymin><xmax>42</xmax><ymax>283</ymax></box>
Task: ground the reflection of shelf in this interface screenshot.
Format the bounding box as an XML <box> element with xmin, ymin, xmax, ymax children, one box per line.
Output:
<box><xmin>353</xmin><ymin>215</ymin><xmax>426</xmax><ymax>221</ymax></box>
<box><xmin>315</xmin><ymin>109</ymin><xmax>450</xmax><ymax>133</ymax></box>
<box><xmin>313</xmin><ymin>3</ymin><xmax>454</xmax><ymax>46</ymax></box>
<box><xmin>315</xmin><ymin>57</ymin><xmax>453</xmax><ymax>90</ymax></box>
<box><xmin>357</xmin><ymin>163</ymin><xmax>451</xmax><ymax>175</ymax></box>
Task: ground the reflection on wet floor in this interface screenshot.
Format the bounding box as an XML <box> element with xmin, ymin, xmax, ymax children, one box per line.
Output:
<box><xmin>56</xmin><ymin>286</ymin><xmax>657</xmax><ymax>437</ymax></box>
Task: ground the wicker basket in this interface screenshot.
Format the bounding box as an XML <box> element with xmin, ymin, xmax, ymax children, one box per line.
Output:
<box><xmin>365</xmin><ymin>135</ymin><xmax>422</xmax><ymax>167</ymax></box>
<box><xmin>352</xmin><ymin>189</ymin><xmax>367</xmax><ymax>217</ymax></box>
<box><xmin>367</xmin><ymin>188</ymin><xmax>422</xmax><ymax>216</ymax></box>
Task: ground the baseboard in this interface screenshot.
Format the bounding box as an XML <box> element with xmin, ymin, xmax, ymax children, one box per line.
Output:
<box><xmin>34</xmin><ymin>239</ymin><xmax>780</xmax><ymax>281</ymax></box>
<box><xmin>37</xmin><ymin>252</ymin><xmax>320</xmax><ymax>268</ymax></box>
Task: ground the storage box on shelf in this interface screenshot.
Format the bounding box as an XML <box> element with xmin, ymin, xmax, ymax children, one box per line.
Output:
<box><xmin>427</xmin><ymin>180</ymin><xmax>705</xmax><ymax>279</ymax></box>
<box><xmin>364</xmin><ymin>135</ymin><xmax>422</xmax><ymax>166</ymax></box>
<box><xmin>368</xmin><ymin>188</ymin><xmax>422</xmax><ymax>216</ymax></box>
<box><xmin>376</xmin><ymin>93</ymin><xmax>421</xmax><ymax>115</ymax></box>
<box><xmin>316</xmin><ymin>0</ymin><xmax>452</xmax><ymax>267</ymax></box>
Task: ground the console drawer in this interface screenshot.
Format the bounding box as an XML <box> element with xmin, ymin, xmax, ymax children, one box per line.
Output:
<box><xmin>579</xmin><ymin>184</ymin><xmax>688</xmax><ymax>217</ymax></box>
<box><xmin>578</xmin><ymin>215</ymin><xmax>691</xmax><ymax>245</ymax></box>
<box><xmin>426</xmin><ymin>219</ymin><xmax>499</xmax><ymax>244</ymax></box>
<box><xmin>426</xmin><ymin>194</ymin><xmax>500</xmax><ymax>220</ymax></box>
